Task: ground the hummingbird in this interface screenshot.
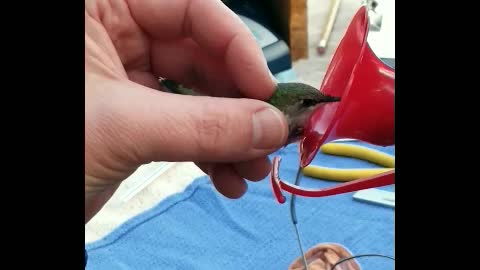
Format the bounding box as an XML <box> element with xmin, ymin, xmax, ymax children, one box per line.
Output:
<box><xmin>159</xmin><ymin>79</ymin><xmax>341</xmax><ymax>145</ymax></box>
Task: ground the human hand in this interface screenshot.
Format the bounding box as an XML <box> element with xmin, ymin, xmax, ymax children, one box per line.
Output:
<box><xmin>85</xmin><ymin>0</ymin><xmax>288</xmax><ymax>223</ymax></box>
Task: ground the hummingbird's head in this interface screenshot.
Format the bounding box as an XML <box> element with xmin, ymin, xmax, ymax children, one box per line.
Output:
<box><xmin>271</xmin><ymin>83</ymin><xmax>341</xmax><ymax>145</ymax></box>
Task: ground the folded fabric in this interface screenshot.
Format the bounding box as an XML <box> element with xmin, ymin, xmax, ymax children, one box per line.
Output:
<box><xmin>86</xmin><ymin>141</ymin><xmax>394</xmax><ymax>270</ymax></box>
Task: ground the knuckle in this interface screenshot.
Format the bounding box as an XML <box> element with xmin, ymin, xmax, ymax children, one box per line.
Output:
<box><xmin>189</xmin><ymin>101</ymin><xmax>254</xmax><ymax>160</ymax></box>
<box><xmin>194</xmin><ymin>110</ymin><xmax>230</xmax><ymax>155</ymax></box>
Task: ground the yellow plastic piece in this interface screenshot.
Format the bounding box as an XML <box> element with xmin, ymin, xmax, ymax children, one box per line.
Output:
<box><xmin>320</xmin><ymin>143</ymin><xmax>395</xmax><ymax>168</ymax></box>
<box><xmin>302</xmin><ymin>166</ymin><xmax>394</xmax><ymax>182</ymax></box>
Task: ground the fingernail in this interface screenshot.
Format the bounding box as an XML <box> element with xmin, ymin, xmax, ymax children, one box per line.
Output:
<box><xmin>252</xmin><ymin>107</ymin><xmax>287</xmax><ymax>149</ymax></box>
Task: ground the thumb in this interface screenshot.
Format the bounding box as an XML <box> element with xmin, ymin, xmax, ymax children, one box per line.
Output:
<box><xmin>117</xmin><ymin>83</ymin><xmax>288</xmax><ymax>163</ymax></box>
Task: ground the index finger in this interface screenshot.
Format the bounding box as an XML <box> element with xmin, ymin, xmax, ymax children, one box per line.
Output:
<box><xmin>127</xmin><ymin>0</ymin><xmax>276</xmax><ymax>100</ymax></box>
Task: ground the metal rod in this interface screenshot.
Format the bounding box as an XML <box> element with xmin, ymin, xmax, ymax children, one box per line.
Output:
<box><xmin>317</xmin><ymin>0</ymin><xmax>342</xmax><ymax>55</ymax></box>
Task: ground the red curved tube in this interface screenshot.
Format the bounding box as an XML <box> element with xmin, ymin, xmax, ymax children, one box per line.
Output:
<box><xmin>270</xmin><ymin>156</ymin><xmax>394</xmax><ymax>204</ymax></box>
<box><xmin>270</xmin><ymin>156</ymin><xmax>286</xmax><ymax>204</ymax></box>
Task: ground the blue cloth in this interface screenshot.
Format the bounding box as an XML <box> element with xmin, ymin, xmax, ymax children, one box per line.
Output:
<box><xmin>85</xmin><ymin>141</ymin><xmax>394</xmax><ymax>269</ymax></box>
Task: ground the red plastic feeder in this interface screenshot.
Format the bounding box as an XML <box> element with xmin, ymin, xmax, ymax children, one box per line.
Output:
<box><xmin>270</xmin><ymin>6</ymin><xmax>395</xmax><ymax>204</ymax></box>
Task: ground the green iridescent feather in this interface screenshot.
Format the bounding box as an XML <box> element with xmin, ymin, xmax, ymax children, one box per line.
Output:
<box><xmin>159</xmin><ymin>78</ymin><xmax>340</xmax><ymax>143</ymax></box>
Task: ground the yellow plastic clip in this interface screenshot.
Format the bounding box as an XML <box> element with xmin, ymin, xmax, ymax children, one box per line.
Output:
<box><xmin>302</xmin><ymin>143</ymin><xmax>395</xmax><ymax>182</ymax></box>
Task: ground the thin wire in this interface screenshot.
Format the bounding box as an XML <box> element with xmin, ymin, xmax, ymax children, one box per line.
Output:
<box><xmin>290</xmin><ymin>165</ymin><xmax>302</xmax><ymax>224</ymax></box>
<box><xmin>289</xmin><ymin>157</ymin><xmax>395</xmax><ymax>270</ymax></box>
<box><xmin>290</xmin><ymin>164</ymin><xmax>308</xmax><ymax>269</ymax></box>
<box><xmin>330</xmin><ymin>254</ymin><xmax>395</xmax><ymax>270</ymax></box>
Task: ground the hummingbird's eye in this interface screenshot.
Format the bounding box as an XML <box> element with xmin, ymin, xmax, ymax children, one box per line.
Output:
<box><xmin>302</xmin><ymin>99</ymin><xmax>317</xmax><ymax>107</ymax></box>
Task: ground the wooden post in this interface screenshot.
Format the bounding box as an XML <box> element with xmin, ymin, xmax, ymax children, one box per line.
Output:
<box><xmin>288</xmin><ymin>0</ymin><xmax>308</xmax><ymax>61</ymax></box>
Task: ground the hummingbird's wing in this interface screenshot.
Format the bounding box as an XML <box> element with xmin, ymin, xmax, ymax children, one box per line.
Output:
<box><xmin>159</xmin><ymin>79</ymin><xmax>203</xmax><ymax>96</ymax></box>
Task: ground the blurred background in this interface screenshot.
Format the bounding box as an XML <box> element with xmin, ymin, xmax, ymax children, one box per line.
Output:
<box><xmin>85</xmin><ymin>0</ymin><xmax>394</xmax><ymax>244</ymax></box>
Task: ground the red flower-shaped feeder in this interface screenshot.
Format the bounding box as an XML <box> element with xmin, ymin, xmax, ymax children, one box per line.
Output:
<box><xmin>270</xmin><ymin>6</ymin><xmax>395</xmax><ymax>204</ymax></box>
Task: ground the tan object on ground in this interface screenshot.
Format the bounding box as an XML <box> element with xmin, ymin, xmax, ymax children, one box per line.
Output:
<box><xmin>317</xmin><ymin>0</ymin><xmax>342</xmax><ymax>55</ymax></box>
<box><xmin>288</xmin><ymin>243</ymin><xmax>361</xmax><ymax>270</ymax></box>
